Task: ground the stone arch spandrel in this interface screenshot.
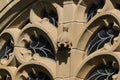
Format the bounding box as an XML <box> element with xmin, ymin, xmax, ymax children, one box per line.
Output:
<box><xmin>75</xmin><ymin>52</ymin><xmax>120</xmax><ymax>80</ymax></box>
<box><xmin>14</xmin><ymin>62</ymin><xmax>56</xmax><ymax>80</ymax></box>
<box><xmin>77</xmin><ymin>10</ymin><xmax>120</xmax><ymax>53</ymax></box>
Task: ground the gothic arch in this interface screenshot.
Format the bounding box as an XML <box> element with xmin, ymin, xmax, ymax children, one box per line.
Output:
<box><xmin>14</xmin><ymin>24</ymin><xmax>57</xmax><ymax>63</ymax></box>
<box><xmin>77</xmin><ymin>10</ymin><xmax>120</xmax><ymax>54</ymax></box>
<box><xmin>75</xmin><ymin>0</ymin><xmax>120</xmax><ymax>23</ymax></box>
<box><xmin>76</xmin><ymin>51</ymin><xmax>120</xmax><ymax>80</ymax></box>
<box><xmin>0</xmin><ymin>28</ymin><xmax>21</xmax><ymax>65</ymax></box>
<box><xmin>2</xmin><ymin>0</ymin><xmax>120</xmax><ymax>80</ymax></box>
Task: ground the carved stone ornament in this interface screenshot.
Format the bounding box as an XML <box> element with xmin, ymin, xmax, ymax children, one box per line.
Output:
<box><xmin>57</xmin><ymin>27</ymin><xmax>72</xmax><ymax>50</ymax></box>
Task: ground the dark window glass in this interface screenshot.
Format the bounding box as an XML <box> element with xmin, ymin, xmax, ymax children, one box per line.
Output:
<box><xmin>26</xmin><ymin>35</ymin><xmax>55</xmax><ymax>59</ymax></box>
<box><xmin>43</xmin><ymin>10</ymin><xmax>58</xmax><ymax>27</ymax></box>
<box><xmin>86</xmin><ymin>27</ymin><xmax>119</xmax><ymax>55</ymax></box>
<box><xmin>87</xmin><ymin>62</ymin><xmax>118</xmax><ymax>80</ymax></box>
<box><xmin>0</xmin><ymin>40</ymin><xmax>13</xmax><ymax>59</ymax></box>
<box><xmin>87</xmin><ymin>0</ymin><xmax>104</xmax><ymax>21</ymax></box>
<box><xmin>29</xmin><ymin>72</ymin><xmax>51</xmax><ymax>80</ymax></box>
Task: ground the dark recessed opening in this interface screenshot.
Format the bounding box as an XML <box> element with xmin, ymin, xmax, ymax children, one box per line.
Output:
<box><xmin>86</xmin><ymin>25</ymin><xmax>119</xmax><ymax>55</ymax></box>
<box><xmin>87</xmin><ymin>62</ymin><xmax>118</xmax><ymax>80</ymax></box>
<box><xmin>25</xmin><ymin>33</ymin><xmax>55</xmax><ymax>60</ymax></box>
<box><xmin>42</xmin><ymin>9</ymin><xmax>58</xmax><ymax>27</ymax></box>
<box><xmin>0</xmin><ymin>40</ymin><xmax>14</xmax><ymax>60</ymax></box>
<box><xmin>87</xmin><ymin>0</ymin><xmax>105</xmax><ymax>21</ymax></box>
<box><xmin>29</xmin><ymin>72</ymin><xmax>51</xmax><ymax>80</ymax></box>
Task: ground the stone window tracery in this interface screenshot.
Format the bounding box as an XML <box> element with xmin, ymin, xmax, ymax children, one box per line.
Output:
<box><xmin>2</xmin><ymin>0</ymin><xmax>120</xmax><ymax>80</ymax></box>
<box><xmin>26</xmin><ymin>34</ymin><xmax>55</xmax><ymax>59</ymax></box>
<box><xmin>15</xmin><ymin>64</ymin><xmax>53</xmax><ymax>80</ymax></box>
<box><xmin>0</xmin><ymin>40</ymin><xmax>13</xmax><ymax>59</ymax></box>
<box><xmin>76</xmin><ymin>53</ymin><xmax>119</xmax><ymax>80</ymax></box>
<box><xmin>0</xmin><ymin>32</ymin><xmax>15</xmax><ymax>65</ymax></box>
<box><xmin>77</xmin><ymin>9</ymin><xmax>120</xmax><ymax>79</ymax></box>
<box><xmin>86</xmin><ymin>25</ymin><xmax>119</xmax><ymax>55</ymax></box>
<box><xmin>87</xmin><ymin>62</ymin><xmax>118</xmax><ymax>80</ymax></box>
<box><xmin>15</xmin><ymin>26</ymin><xmax>56</xmax><ymax>63</ymax></box>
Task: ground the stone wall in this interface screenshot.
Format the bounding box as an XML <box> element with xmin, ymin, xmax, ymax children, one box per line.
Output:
<box><xmin>0</xmin><ymin>0</ymin><xmax>120</xmax><ymax>80</ymax></box>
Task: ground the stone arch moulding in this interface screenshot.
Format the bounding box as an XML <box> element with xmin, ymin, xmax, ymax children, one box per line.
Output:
<box><xmin>77</xmin><ymin>9</ymin><xmax>120</xmax><ymax>55</ymax></box>
<box><xmin>14</xmin><ymin>62</ymin><xmax>55</xmax><ymax>80</ymax></box>
<box><xmin>0</xmin><ymin>0</ymin><xmax>37</xmax><ymax>31</ymax></box>
<box><xmin>30</xmin><ymin>0</ymin><xmax>63</xmax><ymax>28</ymax></box>
<box><xmin>75</xmin><ymin>51</ymin><xmax>120</xmax><ymax>80</ymax></box>
<box><xmin>0</xmin><ymin>28</ymin><xmax>21</xmax><ymax>66</ymax></box>
<box><xmin>15</xmin><ymin>23</ymin><xmax>57</xmax><ymax>63</ymax></box>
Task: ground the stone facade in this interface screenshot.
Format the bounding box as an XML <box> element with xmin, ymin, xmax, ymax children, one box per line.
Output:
<box><xmin>0</xmin><ymin>0</ymin><xmax>120</xmax><ymax>80</ymax></box>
